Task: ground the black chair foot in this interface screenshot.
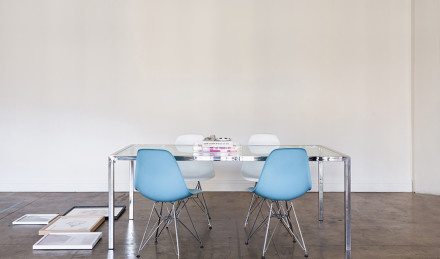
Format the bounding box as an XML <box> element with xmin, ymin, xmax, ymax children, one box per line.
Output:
<box><xmin>245</xmin><ymin>242</ymin><xmax>248</xmax><ymax>245</ymax></box>
<box><xmin>209</xmin><ymin>226</ymin><xmax>212</xmax><ymax>230</ymax></box>
<box><xmin>136</xmin><ymin>254</ymin><xmax>140</xmax><ymax>257</ymax></box>
<box><xmin>305</xmin><ymin>253</ymin><xmax>308</xmax><ymax>257</ymax></box>
<box><xmin>200</xmin><ymin>245</ymin><xmax>204</xmax><ymax>248</ymax></box>
<box><xmin>261</xmin><ymin>256</ymin><xmax>265</xmax><ymax>259</ymax></box>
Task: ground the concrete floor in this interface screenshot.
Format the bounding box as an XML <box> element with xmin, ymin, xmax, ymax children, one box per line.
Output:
<box><xmin>0</xmin><ymin>192</ymin><xmax>439</xmax><ymax>259</ymax></box>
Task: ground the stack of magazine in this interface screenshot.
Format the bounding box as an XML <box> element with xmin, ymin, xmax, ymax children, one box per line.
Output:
<box><xmin>193</xmin><ymin>136</ymin><xmax>239</xmax><ymax>154</ymax></box>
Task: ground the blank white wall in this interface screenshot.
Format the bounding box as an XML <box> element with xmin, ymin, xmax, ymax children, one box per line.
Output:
<box><xmin>0</xmin><ymin>0</ymin><xmax>412</xmax><ymax>192</ymax></box>
<box><xmin>412</xmin><ymin>0</ymin><xmax>440</xmax><ymax>195</ymax></box>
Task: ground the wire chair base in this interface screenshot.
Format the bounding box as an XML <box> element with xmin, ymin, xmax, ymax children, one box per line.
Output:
<box><xmin>136</xmin><ymin>199</ymin><xmax>203</xmax><ymax>258</ymax></box>
<box><xmin>245</xmin><ymin>196</ymin><xmax>308</xmax><ymax>258</ymax></box>
<box><xmin>188</xmin><ymin>181</ymin><xmax>212</xmax><ymax>229</ymax></box>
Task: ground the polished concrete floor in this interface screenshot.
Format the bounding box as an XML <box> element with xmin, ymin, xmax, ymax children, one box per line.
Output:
<box><xmin>0</xmin><ymin>192</ymin><xmax>439</xmax><ymax>259</ymax></box>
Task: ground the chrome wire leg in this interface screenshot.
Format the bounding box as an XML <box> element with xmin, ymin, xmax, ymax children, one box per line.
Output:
<box><xmin>192</xmin><ymin>181</ymin><xmax>212</xmax><ymax>229</ymax></box>
<box><xmin>197</xmin><ymin>182</ymin><xmax>211</xmax><ymax>219</ymax></box>
<box><xmin>136</xmin><ymin>199</ymin><xmax>204</xmax><ymax>257</ymax></box>
<box><xmin>277</xmin><ymin>202</ymin><xmax>295</xmax><ymax>243</ymax></box>
<box><xmin>137</xmin><ymin>203</ymin><xmax>158</xmax><ymax>257</ymax></box>
<box><xmin>262</xmin><ymin>202</ymin><xmax>273</xmax><ymax>259</ymax></box>
<box><xmin>244</xmin><ymin>193</ymin><xmax>256</xmax><ymax>228</ymax></box>
<box><xmin>277</xmin><ymin>201</ymin><xmax>307</xmax><ymax>257</ymax></box>
<box><xmin>154</xmin><ymin>203</ymin><xmax>164</xmax><ymax>244</ymax></box>
<box><xmin>244</xmin><ymin>182</ymin><xmax>260</xmax><ymax>228</ymax></box>
<box><xmin>182</xmin><ymin>199</ymin><xmax>204</xmax><ymax>248</ymax></box>
<box><xmin>273</xmin><ymin>201</ymin><xmax>296</xmax><ymax>243</ymax></box>
<box><xmin>136</xmin><ymin>203</ymin><xmax>180</xmax><ymax>258</ymax></box>
<box><xmin>198</xmin><ymin>182</ymin><xmax>212</xmax><ymax>229</ymax></box>
<box><xmin>173</xmin><ymin>203</ymin><xmax>179</xmax><ymax>258</ymax></box>
<box><xmin>200</xmin><ymin>192</ymin><xmax>212</xmax><ymax>229</ymax></box>
<box><xmin>246</xmin><ymin>199</ymin><xmax>308</xmax><ymax>258</ymax></box>
<box><xmin>245</xmin><ymin>197</ymin><xmax>266</xmax><ymax>245</ymax></box>
<box><xmin>263</xmin><ymin>202</ymin><xmax>284</xmax><ymax>259</ymax></box>
<box><xmin>290</xmin><ymin>201</ymin><xmax>307</xmax><ymax>257</ymax></box>
<box><xmin>285</xmin><ymin>201</ymin><xmax>295</xmax><ymax>243</ymax></box>
<box><xmin>170</xmin><ymin>199</ymin><xmax>204</xmax><ymax>247</ymax></box>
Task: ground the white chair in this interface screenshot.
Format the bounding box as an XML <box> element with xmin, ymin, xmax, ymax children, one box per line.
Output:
<box><xmin>175</xmin><ymin>134</ymin><xmax>214</xmax><ymax>229</ymax></box>
<box><xmin>242</xmin><ymin>134</ymin><xmax>280</xmax><ymax>227</ymax></box>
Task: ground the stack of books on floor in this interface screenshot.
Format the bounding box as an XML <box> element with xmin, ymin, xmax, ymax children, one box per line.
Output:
<box><xmin>12</xmin><ymin>206</ymin><xmax>125</xmax><ymax>250</ymax></box>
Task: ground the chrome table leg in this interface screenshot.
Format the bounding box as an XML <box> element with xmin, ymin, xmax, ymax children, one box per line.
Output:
<box><xmin>344</xmin><ymin>157</ymin><xmax>351</xmax><ymax>259</ymax></box>
<box><xmin>318</xmin><ymin>160</ymin><xmax>324</xmax><ymax>221</ymax></box>
<box><xmin>108</xmin><ymin>157</ymin><xmax>115</xmax><ymax>250</ymax></box>
<box><xmin>129</xmin><ymin>160</ymin><xmax>134</xmax><ymax>220</ymax></box>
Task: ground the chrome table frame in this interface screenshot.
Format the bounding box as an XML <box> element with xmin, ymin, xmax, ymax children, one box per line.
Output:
<box><xmin>108</xmin><ymin>144</ymin><xmax>351</xmax><ymax>258</ymax></box>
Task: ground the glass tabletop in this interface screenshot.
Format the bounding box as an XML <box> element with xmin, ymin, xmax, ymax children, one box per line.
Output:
<box><xmin>110</xmin><ymin>144</ymin><xmax>348</xmax><ymax>162</ymax></box>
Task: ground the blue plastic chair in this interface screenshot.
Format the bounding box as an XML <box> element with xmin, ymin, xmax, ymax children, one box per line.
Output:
<box><xmin>244</xmin><ymin>148</ymin><xmax>312</xmax><ymax>258</ymax></box>
<box><xmin>135</xmin><ymin>149</ymin><xmax>204</xmax><ymax>258</ymax></box>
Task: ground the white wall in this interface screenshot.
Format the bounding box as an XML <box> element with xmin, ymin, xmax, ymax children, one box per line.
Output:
<box><xmin>412</xmin><ymin>0</ymin><xmax>440</xmax><ymax>195</ymax></box>
<box><xmin>0</xmin><ymin>0</ymin><xmax>412</xmax><ymax>192</ymax></box>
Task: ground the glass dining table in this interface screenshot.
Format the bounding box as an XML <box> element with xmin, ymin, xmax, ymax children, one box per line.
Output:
<box><xmin>108</xmin><ymin>144</ymin><xmax>352</xmax><ymax>258</ymax></box>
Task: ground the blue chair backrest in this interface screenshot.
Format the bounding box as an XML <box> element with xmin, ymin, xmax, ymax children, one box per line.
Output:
<box><xmin>135</xmin><ymin>149</ymin><xmax>191</xmax><ymax>203</ymax></box>
<box><xmin>254</xmin><ymin>148</ymin><xmax>312</xmax><ymax>201</ymax></box>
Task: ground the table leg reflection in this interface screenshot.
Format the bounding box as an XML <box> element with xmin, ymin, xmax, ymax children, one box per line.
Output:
<box><xmin>318</xmin><ymin>160</ymin><xmax>324</xmax><ymax>221</ymax></box>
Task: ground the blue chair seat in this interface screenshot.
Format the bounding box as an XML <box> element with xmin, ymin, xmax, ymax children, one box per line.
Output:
<box><xmin>189</xmin><ymin>189</ymin><xmax>203</xmax><ymax>195</ymax></box>
<box><xmin>246</xmin><ymin>187</ymin><xmax>256</xmax><ymax>193</ymax></box>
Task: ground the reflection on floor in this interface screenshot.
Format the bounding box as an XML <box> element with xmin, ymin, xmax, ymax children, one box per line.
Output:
<box><xmin>0</xmin><ymin>192</ymin><xmax>439</xmax><ymax>258</ymax></box>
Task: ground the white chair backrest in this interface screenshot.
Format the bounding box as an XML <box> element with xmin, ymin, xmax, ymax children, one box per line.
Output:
<box><xmin>175</xmin><ymin>134</ymin><xmax>214</xmax><ymax>181</ymax></box>
<box><xmin>248</xmin><ymin>134</ymin><xmax>280</xmax><ymax>145</ymax></box>
<box><xmin>175</xmin><ymin>134</ymin><xmax>204</xmax><ymax>145</ymax></box>
<box><xmin>242</xmin><ymin>134</ymin><xmax>280</xmax><ymax>181</ymax></box>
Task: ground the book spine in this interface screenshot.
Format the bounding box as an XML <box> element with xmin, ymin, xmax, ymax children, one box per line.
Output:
<box><xmin>193</xmin><ymin>145</ymin><xmax>238</xmax><ymax>153</ymax></box>
<box><xmin>202</xmin><ymin>141</ymin><xmax>233</xmax><ymax>147</ymax></box>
